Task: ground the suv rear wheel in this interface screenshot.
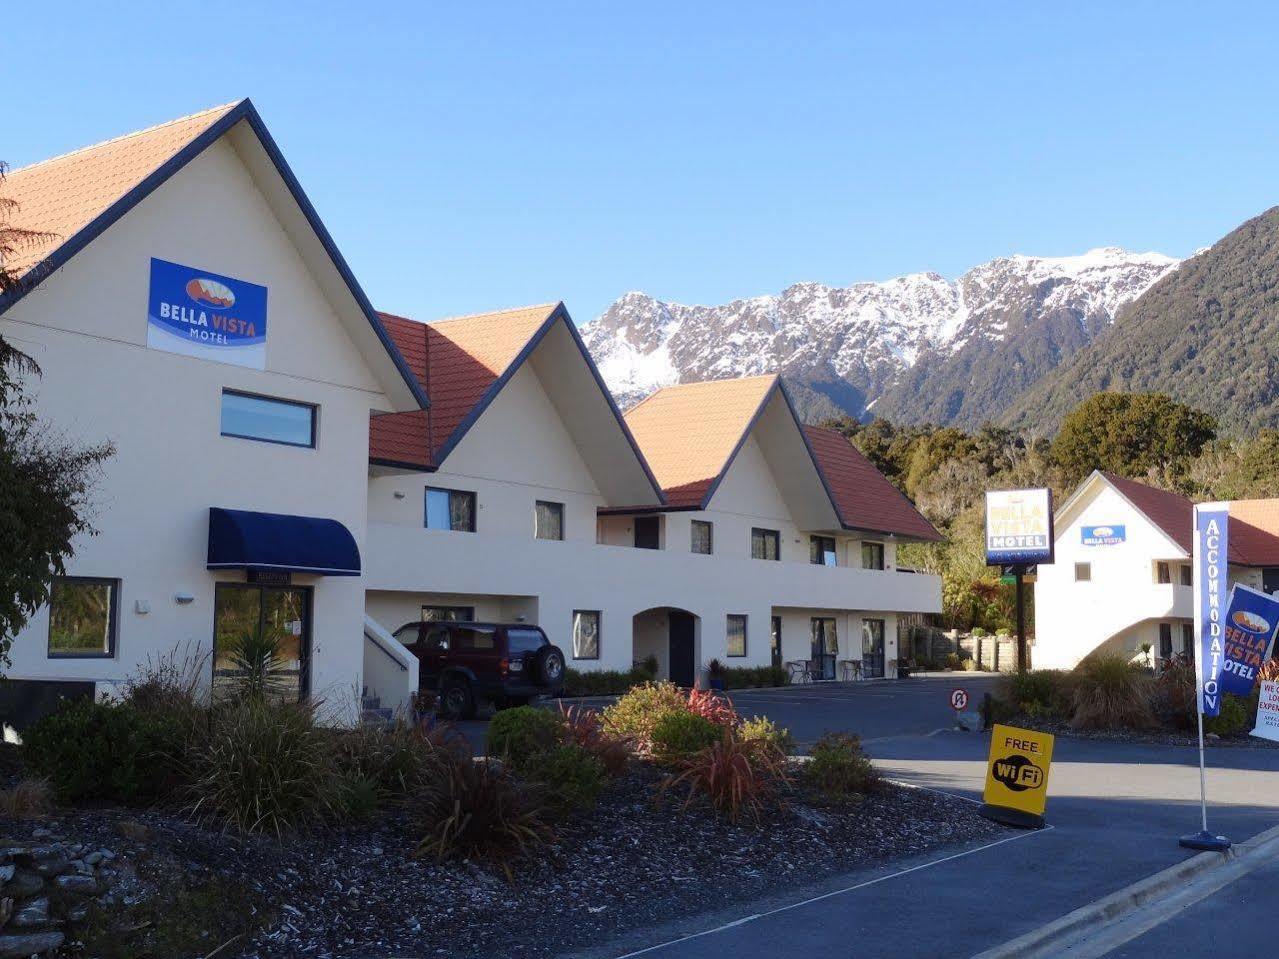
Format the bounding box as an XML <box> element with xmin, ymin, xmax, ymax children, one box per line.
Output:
<box><xmin>439</xmin><ymin>676</ymin><xmax>477</xmax><ymax>720</ymax></box>
<box><xmin>534</xmin><ymin>645</ymin><xmax>566</xmax><ymax>687</ymax></box>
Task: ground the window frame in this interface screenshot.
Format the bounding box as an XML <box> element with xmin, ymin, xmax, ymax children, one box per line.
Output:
<box><xmin>727</xmin><ymin>613</ymin><xmax>748</xmax><ymax>657</ymax></box>
<box><xmin>862</xmin><ymin>541</ymin><xmax>885</xmax><ymax>570</ymax></box>
<box><xmin>751</xmin><ymin>527</ymin><xmax>781</xmax><ymax>561</ymax></box>
<box><xmin>425</xmin><ymin>487</ymin><xmax>477</xmax><ymax>533</ymax></box>
<box><xmin>572</xmin><ymin>610</ymin><xmax>601</xmax><ymax>661</ymax></box>
<box><xmin>1181</xmin><ymin>622</ymin><xmax>1195</xmax><ymax>657</ymax></box>
<box><xmin>219</xmin><ymin>388</ymin><xmax>317</xmax><ymax>449</ymax></box>
<box><xmin>811</xmin><ymin>535</ymin><xmax>838</xmax><ymax>567</ymax></box>
<box><xmin>1158</xmin><ymin>622</ymin><xmax>1173</xmax><ymax>659</ymax></box>
<box><xmin>1075</xmin><ymin>562</ymin><xmax>1092</xmax><ymax>582</ymax></box>
<box><xmin>535</xmin><ymin>500</ymin><xmax>565</xmax><ymax>541</ymax></box>
<box><xmin>1156</xmin><ymin>561</ymin><xmax>1171</xmax><ymax>584</ymax></box>
<box><xmin>47</xmin><ymin>576</ymin><xmax>120</xmax><ymax>659</ymax></box>
<box><xmin>691</xmin><ymin>520</ymin><xmax>714</xmax><ymax>555</ymax></box>
<box><xmin>1179</xmin><ymin>564</ymin><xmax>1193</xmax><ymax>587</ymax></box>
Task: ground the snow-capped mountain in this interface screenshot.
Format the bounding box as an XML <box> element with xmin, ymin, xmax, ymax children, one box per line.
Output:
<box><xmin>583</xmin><ymin>248</ymin><xmax>1180</xmax><ymax>426</ymax></box>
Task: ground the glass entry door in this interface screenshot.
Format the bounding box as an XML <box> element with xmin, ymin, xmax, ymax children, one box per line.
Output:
<box><xmin>771</xmin><ymin>616</ymin><xmax>783</xmax><ymax>670</ymax></box>
<box><xmin>811</xmin><ymin>618</ymin><xmax>837</xmax><ymax>680</ymax></box>
<box><xmin>213</xmin><ymin>583</ymin><xmax>310</xmax><ymax>701</ymax></box>
<box><xmin>862</xmin><ymin>618</ymin><xmax>885</xmax><ymax>679</ymax></box>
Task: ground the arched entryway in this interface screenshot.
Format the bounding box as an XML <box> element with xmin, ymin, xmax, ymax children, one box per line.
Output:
<box><xmin>632</xmin><ymin>607</ymin><xmax>701</xmax><ymax>687</ymax></box>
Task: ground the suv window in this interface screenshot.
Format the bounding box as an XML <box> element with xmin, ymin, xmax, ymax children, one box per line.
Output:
<box><xmin>450</xmin><ymin>625</ymin><xmax>497</xmax><ymax>651</ymax></box>
<box><xmin>393</xmin><ymin>623</ymin><xmax>422</xmax><ymax>646</ymax></box>
<box><xmin>507</xmin><ymin>627</ymin><xmax>547</xmax><ymax>655</ymax></box>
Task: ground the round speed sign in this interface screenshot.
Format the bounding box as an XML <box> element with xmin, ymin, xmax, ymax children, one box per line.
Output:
<box><xmin>950</xmin><ymin>688</ymin><xmax>970</xmax><ymax>711</ymax></box>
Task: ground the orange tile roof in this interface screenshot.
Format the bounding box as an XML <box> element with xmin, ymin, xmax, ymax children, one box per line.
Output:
<box><xmin>804</xmin><ymin>426</ymin><xmax>942</xmax><ymax>541</ymax></box>
<box><xmin>369</xmin><ymin>304</ymin><xmax>558</xmax><ymax>468</ymax></box>
<box><xmin>623</xmin><ymin>375</ymin><xmax>777</xmax><ymax>507</ymax></box>
<box><xmin>1</xmin><ymin>102</ymin><xmax>241</xmax><ymax>278</ymax></box>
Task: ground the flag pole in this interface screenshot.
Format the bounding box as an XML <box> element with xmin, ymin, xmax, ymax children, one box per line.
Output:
<box><xmin>1180</xmin><ymin>502</ymin><xmax>1230</xmax><ymax>852</ymax></box>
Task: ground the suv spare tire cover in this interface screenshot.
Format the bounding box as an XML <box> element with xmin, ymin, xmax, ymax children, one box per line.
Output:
<box><xmin>535</xmin><ymin>646</ymin><xmax>566</xmax><ymax>686</ymax></box>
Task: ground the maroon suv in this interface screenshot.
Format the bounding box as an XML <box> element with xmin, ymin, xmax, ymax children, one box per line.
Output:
<box><xmin>392</xmin><ymin>621</ymin><xmax>566</xmax><ymax>719</ymax></box>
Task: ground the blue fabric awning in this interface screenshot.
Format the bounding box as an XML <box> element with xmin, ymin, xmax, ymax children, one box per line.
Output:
<box><xmin>207</xmin><ymin>507</ymin><xmax>361</xmax><ymax>576</ymax></box>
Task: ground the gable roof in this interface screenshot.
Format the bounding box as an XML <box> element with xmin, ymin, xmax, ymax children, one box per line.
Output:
<box><xmin>369</xmin><ymin>303</ymin><xmax>664</xmax><ymax>503</ymax></box>
<box><xmin>623</xmin><ymin>375</ymin><xmax>778</xmax><ymax>508</ymax></box>
<box><xmin>803</xmin><ymin>426</ymin><xmax>943</xmax><ymax>541</ymax></box>
<box><xmin>0</xmin><ymin>99</ymin><xmax>428</xmax><ymax>411</ymax></box>
<box><xmin>1078</xmin><ymin>472</ymin><xmax>1279</xmax><ymax>566</ymax></box>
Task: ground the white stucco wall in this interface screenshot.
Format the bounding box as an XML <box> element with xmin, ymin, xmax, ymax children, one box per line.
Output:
<box><xmin>2</xmin><ymin>136</ymin><xmax>395</xmax><ymax>721</ymax></box>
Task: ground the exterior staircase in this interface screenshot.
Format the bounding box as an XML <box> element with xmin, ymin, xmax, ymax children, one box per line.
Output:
<box><xmin>360</xmin><ymin>686</ymin><xmax>394</xmax><ymax>727</ymax></box>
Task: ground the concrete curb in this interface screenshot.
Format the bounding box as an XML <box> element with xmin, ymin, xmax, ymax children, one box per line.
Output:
<box><xmin>970</xmin><ymin>821</ymin><xmax>1279</xmax><ymax>959</ymax></box>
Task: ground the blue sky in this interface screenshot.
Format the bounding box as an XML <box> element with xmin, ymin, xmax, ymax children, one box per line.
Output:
<box><xmin>12</xmin><ymin>2</ymin><xmax>1279</xmax><ymax>324</ymax></box>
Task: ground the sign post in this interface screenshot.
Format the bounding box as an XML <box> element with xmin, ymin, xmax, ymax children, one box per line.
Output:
<box><xmin>984</xmin><ymin>489</ymin><xmax>1054</xmax><ymax>672</ymax></box>
<box><xmin>1181</xmin><ymin>502</ymin><xmax>1231</xmax><ymax>852</ymax></box>
<box><xmin>981</xmin><ymin>723</ymin><xmax>1054</xmax><ymax>829</ymax></box>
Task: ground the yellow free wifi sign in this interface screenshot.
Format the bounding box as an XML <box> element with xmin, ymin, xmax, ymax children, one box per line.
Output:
<box><xmin>981</xmin><ymin>724</ymin><xmax>1054</xmax><ymax>828</ymax></box>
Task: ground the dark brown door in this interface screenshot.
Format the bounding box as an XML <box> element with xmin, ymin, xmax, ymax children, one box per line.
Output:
<box><xmin>771</xmin><ymin>616</ymin><xmax>783</xmax><ymax>669</ymax></box>
<box><xmin>669</xmin><ymin>612</ymin><xmax>695</xmax><ymax>686</ymax></box>
<box><xmin>635</xmin><ymin>516</ymin><xmax>660</xmax><ymax>550</ymax></box>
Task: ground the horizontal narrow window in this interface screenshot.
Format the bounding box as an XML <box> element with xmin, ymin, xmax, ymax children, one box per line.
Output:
<box><xmin>220</xmin><ymin>390</ymin><xmax>316</xmax><ymax>448</ymax></box>
<box><xmin>426</xmin><ymin>488</ymin><xmax>476</xmax><ymax>532</ymax></box>
<box><xmin>48</xmin><ymin>576</ymin><xmax>118</xmax><ymax>658</ymax></box>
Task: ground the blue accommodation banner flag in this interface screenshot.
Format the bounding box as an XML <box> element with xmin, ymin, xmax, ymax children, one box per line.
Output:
<box><xmin>1218</xmin><ymin>584</ymin><xmax>1279</xmax><ymax>698</ymax></box>
<box><xmin>1194</xmin><ymin>504</ymin><xmax>1229</xmax><ymax>717</ymax></box>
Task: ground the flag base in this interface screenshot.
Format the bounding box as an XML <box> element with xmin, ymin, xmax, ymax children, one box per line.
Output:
<box><xmin>1179</xmin><ymin>830</ymin><xmax>1231</xmax><ymax>852</ymax></box>
<box><xmin>980</xmin><ymin>803</ymin><xmax>1045</xmax><ymax>830</ymax></box>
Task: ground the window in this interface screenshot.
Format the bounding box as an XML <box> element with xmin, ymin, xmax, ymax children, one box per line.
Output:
<box><xmin>508</xmin><ymin>627</ymin><xmax>548</xmax><ymax>655</ymax></box>
<box><xmin>572</xmin><ymin>611</ymin><xmax>601</xmax><ymax>660</ymax></box>
<box><xmin>1159</xmin><ymin>622</ymin><xmax>1173</xmax><ymax>660</ymax></box>
<box><xmin>421</xmin><ymin>605</ymin><xmax>474</xmax><ymax>623</ymax></box>
<box><xmin>727</xmin><ymin>614</ymin><xmax>748</xmax><ymax>657</ymax></box>
<box><xmin>862</xmin><ymin>542</ymin><xmax>885</xmax><ymax>570</ymax></box>
<box><xmin>751</xmin><ymin>528</ymin><xmax>780</xmax><ymax>561</ymax></box>
<box><xmin>1180</xmin><ymin>565</ymin><xmax>1193</xmax><ymax>586</ymax></box>
<box><xmin>450</xmin><ymin>625</ymin><xmax>497</xmax><ymax>651</ymax></box>
<box><xmin>1156</xmin><ymin>562</ymin><xmax>1171</xmax><ymax>584</ymax></box>
<box><xmin>1181</xmin><ymin>623</ymin><xmax>1195</xmax><ymax>657</ymax></box>
<box><xmin>691</xmin><ymin>520</ymin><xmax>714</xmax><ymax>555</ymax></box>
<box><xmin>425</xmin><ymin>488</ymin><xmax>476</xmax><ymax>532</ymax></box>
<box><xmin>634</xmin><ymin>516</ymin><xmax>660</xmax><ymax>549</ymax></box>
<box><xmin>811</xmin><ymin>535</ymin><xmax>838</xmax><ymax>567</ymax></box>
<box><xmin>535</xmin><ymin>501</ymin><xmax>564</xmax><ymax>540</ymax></box>
<box><xmin>48</xmin><ymin>577</ymin><xmax>118</xmax><ymax>658</ymax></box>
<box><xmin>212</xmin><ymin>583</ymin><xmax>309</xmax><ymax>702</ymax></box>
<box><xmin>220</xmin><ymin>390</ymin><xmax>316</xmax><ymax>447</ymax></box>
<box><xmin>1075</xmin><ymin>562</ymin><xmax>1091</xmax><ymax>582</ymax></box>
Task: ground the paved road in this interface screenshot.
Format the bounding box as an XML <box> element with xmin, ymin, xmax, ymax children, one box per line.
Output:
<box><xmin>551</xmin><ymin>679</ymin><xmax>1279</xmax><ymax>959</ymax></box>
<box><xmin>1105</xmin><ymin>858</ymin><xmax>1279</xmax><ymax>957</ymax></box>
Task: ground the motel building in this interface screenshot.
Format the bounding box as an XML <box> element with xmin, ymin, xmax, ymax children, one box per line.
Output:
<box><xmin>1033</xmin><ymin>470</ymin><xmax>1279</xmax><ymax>671</ymax></box>
<box><xmin>0</xmin><ymin>101</ymin><xmax>942</xmax><ymax>726</ymax></box>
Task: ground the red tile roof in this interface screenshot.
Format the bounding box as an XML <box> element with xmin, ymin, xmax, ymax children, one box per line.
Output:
<box><xmin>1</xmin><ymin>103</ymin><xmax>240</xmax><ymax>278</ymax></box>
<box><xmin>804</xmin><ymin>426</ymin><xmax>943</xmax><ymax>541</ymax></box>
<box><xmin>369</xmin><ymin>304</ymin><xmax>558</xmax><ymax>468</ymax></box>
<box><xmin>1099</xmin><ymin>472</ymin><xmax>1279</xmax><ymax>566</ymax></box>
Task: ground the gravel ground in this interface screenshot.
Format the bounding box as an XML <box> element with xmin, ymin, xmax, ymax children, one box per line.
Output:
<box><xmin>9</xmin><ymin>763</ymin><xmax>1002</xmax><ymax>959</ymax></box>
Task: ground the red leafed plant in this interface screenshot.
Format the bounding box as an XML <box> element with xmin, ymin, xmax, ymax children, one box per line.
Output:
<box><xmin>686</xmin><ymin>689</ymin><xmax>738</xmax><ymax>727</ymax></box>
<box><xmin>559</xmin><ymin>704</ymin><xmax>631</xmax><ymax>775</ymax></box>
<box><xmin>659</xmin><ymin>728</ymin><xmax>790</xmax><ymax>823</ymax></box>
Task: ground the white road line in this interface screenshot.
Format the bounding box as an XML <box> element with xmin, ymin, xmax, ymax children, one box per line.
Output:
<box><xmin>611</xmin><ymin>827</ymin><xmax>1053</xmax><ymax>958</ymax></box>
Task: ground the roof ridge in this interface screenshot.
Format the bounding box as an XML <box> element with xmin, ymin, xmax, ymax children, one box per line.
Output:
<box><xmin>8</xmin><ymin>100</ymin><xmax>243</xmax><ymax>176</ymax></box>
<box><xmin>644</xmin><ymin>372</ymin><xmax>779</xmax><ymax>396</ymax></box>
<box><xmin>425</xmin><ymin>302</ymin><xmax>560</xmax><ymax>326</ymax></box>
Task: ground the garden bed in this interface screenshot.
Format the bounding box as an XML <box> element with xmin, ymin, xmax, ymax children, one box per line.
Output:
<box><xmin>3</xmin><ymin>765</ymin><xmax>1000</xmax><ymax>959</ymax></box>
<box><xmin>995</xmin><ymin>713</ymin><xmax>1279</xmax><ymax>749</ymax></box>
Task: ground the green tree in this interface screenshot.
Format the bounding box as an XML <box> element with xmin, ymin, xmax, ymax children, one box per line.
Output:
<box><xmin>1</xmin><ymin>161</ymin><xmax>114</xmax><ymax>668</ymax></box>
<box><xmin>1050</xmin><ymin>392</ymin><xmax>1216</xmax><ymax>485</ymax></box>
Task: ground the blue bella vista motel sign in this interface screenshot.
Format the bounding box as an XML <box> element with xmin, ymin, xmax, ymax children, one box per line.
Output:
<box><xmin>147</xmin><ymin>258</ymin><xmax>268</xmax><ymax>369</ymax></box>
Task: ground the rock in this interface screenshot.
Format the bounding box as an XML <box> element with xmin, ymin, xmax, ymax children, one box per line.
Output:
<box><xmin>63</xmin><ymin>903</ymin><xmax>88</xmax><ymax>923</ymax></box>
<box><xmin>71</xmin><ymin>860</ymin><xmax>94</xmax><ymax>877</ymax></box>
<box><xmin>52</xmin><ymin>875</ymin><xmax>97</xmax><ymax>896</ymax></box>
<box><xmin>114</xmin><ymin>821</ymin><xmax>151</xmax><ymax>843</ymax></box>
<box><xmin>10</xmin><ymin>897</ymin><xmax>48</xmax><ymax>928</ymax></box>
<box><xmin>955</xmin><ymin>710</ymin><xmax>985</xmax><ymax>731</ymax></box>
<box><xmin>5</xmin><ymin>870</ymin><xmax>43</xmax><ymax>898</ymax></box>
<box><xmin>0</xmin><ymin>931</ymin><xmax>64</xmax><ymax>957</ymax></box>
<box><xmin>0</xmin><ymin>865</ymin><xmax>13</xmax><ymax>883</ymax></box>
<box><xmin>32</xmin><ymin>856</ymin><xmax>68</xmax><ymax>879</ymax></box>
<box><xmin>82</xmin><ymin>852</ymin><xmax>103</xmax><ymax>866</ymax></box>
<box><xmin>96</xmin><ymin>848</ymin><xmax>115</xmax><ymax>862</ymax></box>
<box><xmin>28</xmin><ymin>830</ymin><xmax>50</xmax><ymax>841</ymax></box>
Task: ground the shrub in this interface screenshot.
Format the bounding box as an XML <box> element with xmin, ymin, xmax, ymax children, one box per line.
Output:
<box><xmin>486</xmin><ymin>706</ymin><xmax>565</xmax><ymax>766</ymax></box>
<box><xmin>331</xmin><ymin>721</ymin><xmax>451</xmax><ymax>807</ymax></box>
<box><xmin>1070</xmin><ymin>655</ymin><xmax>1155</xmax><ymax>730</ymax></box>
<box><xmin>1206</xmin><ymin>694</ymin><xmax>1251</xmax><ymax>737</ymax></box>
<box><xmin>999</xmin><ymin>670</ymin><xmax>1071</xmax><ymax>719</ymax></box>
<box><xmin>416</xmin><ymin>758</ymin><xmax>551</xmax><ymax>875</ymax></box>
<box><xmin>1153</xmin><ymin>654</ymin><xmax>1197</xmax><ymax>730</ymax></box>
<box><xmin>722</xmin><ymin>665</ymin><xmax>788</xmax><ymax>689</ymax></box>
<box><xmin>560</xmin><ymin>705</ymin><xmax>631</xmax><ymax>775</ymax></box>
<box><xmin>24</xmin><ymin>698</ymin><xmax>185</xmax><ymax>804</ymax></box>
<box><xmin>686</xmin><ymin>689</ymin><xmax>738</xmax><ymax>727</ymax></box>
<box><xmin>738</xmin><ymin>715</ymin><xmax>795</xmax><ymax>757</ymax></box>
<box><xmin>660</xmin><ymin>730</ymin><xmax>789</xmax><ymax>822</ymax></box>
<box><xmin>186</xmin><ymin>698</ymin><xmax>337</xmax><ymax>835</ymax></box>
<box><xmin>0</xmin><ymin>778</ymin><xmax>53</xmax><ymax>819</ymax></box>
<box><xmin>961</xmin><ymin>658</ymin><xmax>979</xmax><ymax>672</ymax></box>
<box><xmin>601</xmin><ymin>681</ymin><xmax>689</xmax><ymax>746</ymax></box>
<box><xmin>803</xmin><ymin>732</ymin><xmax>879</xmax><ymax>799</ymax></box>
<box><xmin>562</xmin><ymin>656</ymin><xmax>661</xmax><ymax>696</ymax></box>
<box><xmin>521</xmin><ymin>743</ymin><xmax>605</xmax><ymax>815</ymax></box>
<box><xmin>944</xmin><ymin>652</ymin><xmax>962</xmax><ymax>670</ymax></box>
<box><xmin>650</xmin><ymin>711</ymin><xmax>721</xmax><ymax>763</ymax></box>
